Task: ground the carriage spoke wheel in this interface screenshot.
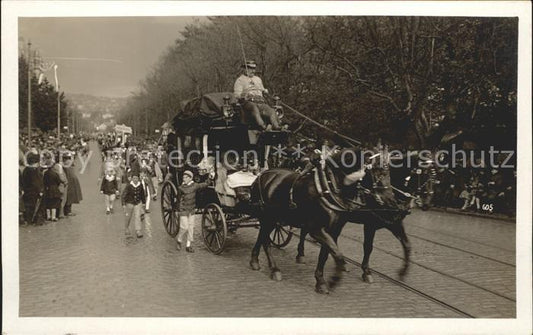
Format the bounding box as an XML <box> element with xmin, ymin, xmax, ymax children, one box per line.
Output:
<box><xmin>161</xmin><ymin>181</ymin><xmax>179</xmax><ymax>237</ymax></box>
<box><xmin>202</xmin><ymin>203</ymin><xmax>227</xmax><ymax>255</ymax></box>
<box><xmin>269</xmin><ymin>223</ymin><xmax>293</xmax><ymax>248</ymax></box>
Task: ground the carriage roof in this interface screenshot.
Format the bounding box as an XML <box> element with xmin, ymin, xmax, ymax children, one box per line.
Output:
<box><xmin>170</xmin><ymin>91</ymin><xmax>290</xmax><ymax>151</ymax></box>
<box><xmin>171</xmin><ymin>92</ymin><xmax>238</xmax><ymax>134</ymax></box>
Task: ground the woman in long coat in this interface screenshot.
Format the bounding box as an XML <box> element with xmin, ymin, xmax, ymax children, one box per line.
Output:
<box><xmin>43</xmin><ymin>159</ymin><xmax>62</xmax><ymax>221</ymax></box>
<box><xmin>63</xmin><ymin>154</ymin><xmax>83</xmax><ymax>216</ymax></box>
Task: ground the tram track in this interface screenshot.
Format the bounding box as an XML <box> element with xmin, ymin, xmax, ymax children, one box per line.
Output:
<box><xmin>406</xmin><ymin>232</ymin><xmax>515</xmax><ymax>267</ymax></box>
<box><xmin>335</xmin><ymin>232</ymin><xmax>516</xmax><ymax>302</ymax></box>
<box><xmin>297</xmin><ymin>232</ymin><xmax>476</xmax><ymax>318</ymax></box>
<box><xmin>407</xmin><ymin>223</ymin><xmax>515</xmax><ymax>253</ymax></box>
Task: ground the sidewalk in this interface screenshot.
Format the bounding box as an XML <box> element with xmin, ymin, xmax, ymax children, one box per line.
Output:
<box><xmin>430</xmin><ymin>206</ymin><xmax>515</xmax><ymax>223</ymax></box>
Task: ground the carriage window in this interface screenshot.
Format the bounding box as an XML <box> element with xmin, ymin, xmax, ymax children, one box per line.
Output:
<box><xmin>193</xmin><ymin>135</ymin><xmax>202</xmax><ymax>151</ymax></box>
<box><xmin>183</xmin><ymin>135</ymin><xmax>192</xmax><ymax>149</ymax></box>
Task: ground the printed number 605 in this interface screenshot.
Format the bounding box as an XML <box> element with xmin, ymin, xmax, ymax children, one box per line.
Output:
<box><xmin>482</xmin><ymin>204</ymin><xmax>494</xmax><ymax>213</ymax></box>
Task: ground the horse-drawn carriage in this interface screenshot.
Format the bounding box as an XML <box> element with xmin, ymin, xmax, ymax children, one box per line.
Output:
<box><xmin>160</xmin><ymin>92</ymin><xmax>415</xmax><ymax>293</ymax></box>
<box><xmin>160</xmin><ymin>92</ymin><xmax>292</xmax><ymax>254</ymax></box>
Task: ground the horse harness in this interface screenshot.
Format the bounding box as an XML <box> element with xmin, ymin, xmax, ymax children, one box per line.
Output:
<box><xmin>312</xmin><ymin>168</ymin><xmax>352</xmax><ymax>212</ymax></box>
<box><xmin>256</xmin><ymin>164</ymin><xmax>403</xmax><ymax>225</ymax></box>
<box><xmin>311</xmin><ymin>166</ymin><xmax>406</xmax><ymax>225</ymax></box>
<box><xmin>288</xmin><ymin>165</ymin><xmax>361</xmax><ymax>213</ymax></box>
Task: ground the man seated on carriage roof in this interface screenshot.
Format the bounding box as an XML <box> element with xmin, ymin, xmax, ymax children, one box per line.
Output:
<box><xmin>234</xmin><ymin>60</ymin><xmax>281</xmax><ymax>131</ymax></box>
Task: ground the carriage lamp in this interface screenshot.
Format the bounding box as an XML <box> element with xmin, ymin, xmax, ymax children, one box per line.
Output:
<box><xmin>273</xmin><ymin>95</ymin><xmax>284</xmax><ymax>119</ymax></box>
<box><xmin>222</xmin><ymin>95</ymin><xmax>235</xmax><ymax>119</ymax></box>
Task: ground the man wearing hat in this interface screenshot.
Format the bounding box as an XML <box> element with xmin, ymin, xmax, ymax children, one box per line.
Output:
<box><xmin>234</xmin><ymin>60</ymin><xmax>280</xmax><ymax>131</ymax></box>
<box><xmin>175</xmin><ymin>170</ymin><xmax>212</xmax><ymax>253</ymax></box>
<box><xmin>62</xmin><ymin>153</ymin><xmax>83</xmax><ymax>216</ymax></box>
<box><xmin>21</xmin><ymin>151</ymin><xmax>44</xmax><ymax>224</ymax></box>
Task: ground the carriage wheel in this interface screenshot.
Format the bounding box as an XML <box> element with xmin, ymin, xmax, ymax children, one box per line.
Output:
<box><xmin>161</xmin><ymin>181</ymin><xmax>179</xmax><ymax>237</ymax></box>
<box><xmin>202</xmin><ymin>203</ymin><xmax>227</xmax><ymax>255</ymax></box>
<box><xmin>269</xmin><ymin>223</ymin><xmax>293</xmax><ymax>248</ymax></box>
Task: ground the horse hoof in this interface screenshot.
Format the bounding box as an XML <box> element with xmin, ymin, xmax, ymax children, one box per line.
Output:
<box><xmin>296</xmin><ymin>256</ymin><xmax>306</xmax><ymax>264</ymax></box>
<box><xmin>328</xmin><ymin>276</ymin><xmax>341</xmax><ymax>290</ymax></box>
<box><xmin>398</xmin><ymin>270</ymin><xmax>407</xmax><ymax>280</ymax></box>
<box><xmin>271</xmin><ymin>271</ymin><xmax>282</xmax><ymax>281</ymax></box>
<box><xmin>250</xmin><ymin>261</ymin><xmax>260</xmax><ymax>271</ymax></box>
<box><xmin>315</xmin><ymin>284</ymin><xmax>329</xmax><ymax>295</ymax></box>
<box><xmin>362</xmin><ymin>273</ymin><xmax>374</xmax><ymax>284</ymax></box>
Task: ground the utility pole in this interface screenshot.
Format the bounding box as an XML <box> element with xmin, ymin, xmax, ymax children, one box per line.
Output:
<box><xmin>27</xmin><ymin>41</ymin><xmax>32</xmax><ymax>144</ymax></box>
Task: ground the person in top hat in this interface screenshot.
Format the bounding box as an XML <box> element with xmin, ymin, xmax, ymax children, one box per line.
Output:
<box><xmin>234</xmin><ymin>60</ymin><xmax>280</xmax><ymax>131</ymax></box>
<box><xmin>21</xmin><ymin>151</ymin><xmax>44</xmax><ymax>224</ymax></box>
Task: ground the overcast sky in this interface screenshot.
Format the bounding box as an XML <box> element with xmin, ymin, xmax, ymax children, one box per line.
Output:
<box><xmin>19</xmin><ymin>17</ymin><xmax>199</xmax><ymax>97</ymax></box>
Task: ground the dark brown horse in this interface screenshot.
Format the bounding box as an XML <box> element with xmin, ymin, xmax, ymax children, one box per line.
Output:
<box><xmin>249</xmin><ymin>148</ymin><xmax>368</xmax><ymax>294</ymax></box>
<box><xmin>295</xmin><ymin>149</ymin><xmax>412</xmax><ymax>284</ymax></box>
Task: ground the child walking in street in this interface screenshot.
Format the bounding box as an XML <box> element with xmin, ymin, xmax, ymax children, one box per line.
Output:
<box><xmin>122</xmin><ymin>173</ymin><xmax>146</xmax><ymax>238</ymax></box>
<box><xmin>113</xmin><ymin>153</ymin><xmax>125</xmax><ymax>198</ymax></box>
<box><xmin>139</xmin><ymin>164</ymin><xmax>154</xmax><ymax>213</ymax></box>
<box><xmin>148</xmin><ymin>153</ymin><xmax>163</xmax><ymax>201</ymax></box>
<box><xmin>175</xmin><ymin>170</ymin><xmax>212</xmax><ymax>253</ymax></box>
<box><xmin>100</xmin><ymin>168</ymin><xmax>119</xmax><ymax>214</ymax></box>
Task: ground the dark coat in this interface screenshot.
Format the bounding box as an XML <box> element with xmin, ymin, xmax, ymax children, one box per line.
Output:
<box><xmin>166</xmin><ymin>132</ymin><xmax>177</xmax><ymax>153</ymax></box>
<box><xmin>121</xmin><ymin>182</ymin><xmax>146</xmax><ymax>206</ymax></box>
<box><xmin>178</xmin><ymin>181</ymin><xmax>209</xmax><ymax>215</ymax></box>
<box><xmin>64</xmin><ymin>166</ymin><xmax>83</xmax><ymax>204</ymax></box>
<box><xmin>127</xmin><ymin>159</ymin><xmax>142</xmax><ymax>179</ymax></box>
<box><xmin>22</xmin><ymin>166</ymin><xmax>44</xmax><ymax>200</ymax></box>
<box><xmin>43</xmin><ymin>168</ymin><xmax>62</xmax><ymax>208</ymax></box>
<box><xmin>101</xmin><ymin>176</ymin><xmax>119</xmax><ymax>195</ymax></box>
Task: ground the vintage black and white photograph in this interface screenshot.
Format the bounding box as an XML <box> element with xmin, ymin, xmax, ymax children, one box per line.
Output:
<box><xmin>2</xmin><ymin>1</ymin><xmax>532</xmax><ymax>334</ymax></box>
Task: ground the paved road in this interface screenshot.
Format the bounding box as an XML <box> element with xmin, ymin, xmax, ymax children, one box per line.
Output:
<box><xmin>19</xmin><ymin>142</ymin><xmax>516</xmax><ymax>317</ymax></box>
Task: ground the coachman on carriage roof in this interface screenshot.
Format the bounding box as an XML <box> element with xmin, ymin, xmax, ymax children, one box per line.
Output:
<box><xmin>234</xmin><ymin>60</ymin><xmax>281</xmax><ymax>131</ymax></box>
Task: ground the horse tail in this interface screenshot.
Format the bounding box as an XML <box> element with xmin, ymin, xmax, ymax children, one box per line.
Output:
<box><xmin>251</xmin><ymin>172</ymin><xmax>265</xmax><ymax>207</ymax></box>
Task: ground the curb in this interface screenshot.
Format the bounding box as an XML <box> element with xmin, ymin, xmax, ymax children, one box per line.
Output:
<box><xmin>429</xmin><ymin>207</ymin><xmax>515</xmax><ymax>223</ymax></box>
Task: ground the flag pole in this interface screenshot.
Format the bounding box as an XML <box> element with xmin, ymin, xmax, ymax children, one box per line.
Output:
<box><xmin>57</xmin><ymin>84</ymin><xmax>61</xmax><ymax>139</ymax></box>
<box><xmin>54</xmin><ymin>64</ymin><xmax>60</xmax><ymax>139</ymax></box>
<box><xmin>27</xmin><ymin>41</ymin><xmax>32</xmax><ymax>144</ymax></box>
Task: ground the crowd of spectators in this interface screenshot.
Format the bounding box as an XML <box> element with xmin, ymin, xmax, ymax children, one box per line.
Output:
<box><xmin>96</xmin><ymin>132</ymin><xmax>164</xmax><ymax>215</ymax></box>
<box><xmin>19</xmin><ymin>130</ymin><xmax>87</xmax><ymax>225</ymax></box>
<box><xmin>19</xmin><ymin>128</ymin><xmax>515</xmax><ymax>223</ymax></box>
<box><xmin>282</xmin><ymin>141</ymin><xmax>517</xmax><ymax>217</ymax></box>
<box><xmin>432</xmin><ymin>164</ymin><xmax>516</xmax><ymax>217</ymax></box>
